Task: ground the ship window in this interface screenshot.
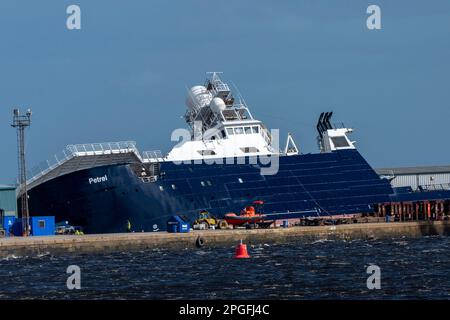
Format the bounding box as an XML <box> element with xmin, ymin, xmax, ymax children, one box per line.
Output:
<box><xmin>221</xmin><ymin>129</ymin><xmax>226</xmax><ymax>139</ymax></box>
<box><xmin>198</xmin><ymin>150</ymin><xmax>216</xmax><ymax>156</ymax></box>
<box><xmin>252</xmin><ymin>126</ymin><xmax>259</xmax><ymax>134</ymax></box>
<box><xmin>159</xmin><ymin>186</ymin><xmax>164</xmax><ymax>191</ymax></box>
<box><xmin>244</xmin><ymin>126</ymin><xmax>252</xmax><ymax>134</ymax></box>
<box><xmin>234</xmin><ymin>127</ymin><xmax>244</xmax><ymax>135</ymax></box>
<box><xmin>331</xmin><ymin>136</ymin><xmax>349</xmax><ymax>148</ymax></box>
<box><xmin>241</xmin><ymin>147</ymin><xmax>259</xmax><ymax>153</ymax></box>
<box><xmin>171</xmin><ymin>184</ymin><xmax>176</xmax><ymax>190</ymax></box>
<box><xmin>226</xmin><ymin>128</ymin><xmax>234</xmax><ymax>135</ymax></box>
<box><xmin>238</xmin><ymin>178</ymin><xmax>243</xmax><ymax>183</ymax></box>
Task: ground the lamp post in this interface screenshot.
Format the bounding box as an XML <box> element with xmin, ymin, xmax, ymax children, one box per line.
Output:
<box><xmin>11</xmin><ymin>108</ymin><xmax>32</xmax><ymax>236</ymax></box>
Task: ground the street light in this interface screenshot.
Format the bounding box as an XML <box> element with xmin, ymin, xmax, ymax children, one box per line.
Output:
<box><xmin>11</xmin><ymin>108</ymin><xmax>32</xmax><ymax>236</ymax></box>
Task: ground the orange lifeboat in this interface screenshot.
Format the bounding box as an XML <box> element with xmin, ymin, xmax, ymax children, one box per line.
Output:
<box><xmin>224</xmin><ymin>205</ymin><xmax>266</xmax><ymax>226</ymax></box>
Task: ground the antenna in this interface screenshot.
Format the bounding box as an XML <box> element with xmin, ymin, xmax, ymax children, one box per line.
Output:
<box><xmin>206</xmin><ymin>71</ymin><xmax>223</xmax><ymax>76</ymax></box>
<box><xmin>11</xmin><ymin>108</ymin><xmax>32</xmax><ymax>236</ymax></box>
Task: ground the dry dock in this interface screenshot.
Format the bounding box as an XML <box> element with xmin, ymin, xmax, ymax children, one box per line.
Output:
<box><xmin>1</xmin><ymin>221</ymin><xmax>450</xmax><ymax>258</ymax></box>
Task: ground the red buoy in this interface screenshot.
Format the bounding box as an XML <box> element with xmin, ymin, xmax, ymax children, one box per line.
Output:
<box><xmin>234</xmin><ymin>240</ymin><xmax>250</xmax><ymax>259</ymax></box>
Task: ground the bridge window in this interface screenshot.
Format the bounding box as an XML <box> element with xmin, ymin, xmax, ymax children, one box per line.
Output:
<box><xmin>244</xmin><ymin>126</ymin><xmax>252</xmax><ymax>134</ymax></box>
<box><xmin>234</xmin><ymin>127</ymin><xmax>244</xmax><ymax>135</ymax></box>
<box><xmin>226</xmin><ymin>128</ymin><xmax>234</xmax><ymax>136</ymax></box>
<box><xmin>331</xmin><ymin>136</ymin><xmax>349</xmax><ymax>148</ymax></box>
<box><xmin>252</xmin><ymin>126</ymin><xmax>259</xmax><ymax>134</ymax></box>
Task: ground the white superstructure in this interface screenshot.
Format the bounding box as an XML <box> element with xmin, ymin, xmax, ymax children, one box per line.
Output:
<box><xmin>166</xmin><ymin>72</ymin><xmax>280</xmax><ymax>162</ymax></box>
<box><xmin>316</xmin><ymin>112</ymin><xmax>356</xmax><ymax>153</ymax></box>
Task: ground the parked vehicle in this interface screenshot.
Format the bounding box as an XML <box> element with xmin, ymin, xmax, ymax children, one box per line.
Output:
<box><xmin>55</xmin><ymin>221</ymin><xmax>84</xmax><ymax>235</ymax></box>
<box><xmin>193</xmin><ymin>210</ymin><xmax>228</xmax><ymax>230</ymax></box>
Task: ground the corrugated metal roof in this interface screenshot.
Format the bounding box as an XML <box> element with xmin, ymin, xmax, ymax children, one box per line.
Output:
<box><xmin>376</xmin><ymin>165</ymin><xmax>450</xmax><ymax>175</ymax></box>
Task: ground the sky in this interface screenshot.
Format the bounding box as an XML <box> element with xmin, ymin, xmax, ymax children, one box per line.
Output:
<box><xmin>0</xmin><ymin>0</ymin><xmax>449</xmax><ymax>183</ymax></box>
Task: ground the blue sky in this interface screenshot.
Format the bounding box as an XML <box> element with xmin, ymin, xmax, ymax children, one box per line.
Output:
<box><xmin>0</xmin><ymin>0</ymin><xmax>449</xmax><ymax>183</ymax></box>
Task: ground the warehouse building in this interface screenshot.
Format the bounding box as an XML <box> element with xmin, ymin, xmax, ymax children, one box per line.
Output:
<box><xmin>0</xmin><ymin>184</ymin><xmax>18</xmax><ymax>218</ymax></box>
<box><xmin>376</xmin><ymin>165</ymin><xmax>450</xmax><ymax>191</ymax></box>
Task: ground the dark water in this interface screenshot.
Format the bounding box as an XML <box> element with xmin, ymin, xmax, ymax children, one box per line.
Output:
<box><xmin>1</xmin><ymin>236</ymin><xmax>449</xmax><ymax>300</ymax></box>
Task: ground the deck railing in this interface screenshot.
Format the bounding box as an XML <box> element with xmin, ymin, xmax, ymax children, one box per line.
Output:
<box><xmin>142</xmin><ymin>150</ymin><xmax>164</xmax><ymax>162</ymax></box>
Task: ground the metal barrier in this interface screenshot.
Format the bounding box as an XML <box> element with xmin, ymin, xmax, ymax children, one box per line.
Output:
<box><xmin>67</xmin><ymin>141</ymin><xmax>138</xmax><ymax>155</ymax></box>
<box><xmin>142</xmin><ymin>150</ymin><xmax>164</xmax><ymax>162</ymax></box>
<box><xmin>418</xmin><ymin>183</ymin><xmax>450</xmax><ymax>191</ymax></box>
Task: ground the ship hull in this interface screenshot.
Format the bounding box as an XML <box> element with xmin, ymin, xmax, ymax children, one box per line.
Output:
<box><xmin>27</xmin><ymin>149</ymin><xmax>394</xmax><ymax>233</ymax></box>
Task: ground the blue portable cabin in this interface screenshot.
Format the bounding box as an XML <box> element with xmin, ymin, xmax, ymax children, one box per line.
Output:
<box><xmin>31</xmin><ymin>216</ymin><xmax>55</xmax><ymax>236</ymax></box>
<box><xmin>166</xmin><ymin>215</ymin><xmax>190</xmax><ymax>233</ymax></box>
<box><xmin>9</xmin><ymin>216</ymin><xmax>55</xmax><ymax>236</ymax></box>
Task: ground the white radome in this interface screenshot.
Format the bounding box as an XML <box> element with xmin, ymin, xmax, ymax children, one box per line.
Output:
<box><xmin>209</xmin><ymin>97</ymin><xmax>226</xmax><ymax>114</ymax></box>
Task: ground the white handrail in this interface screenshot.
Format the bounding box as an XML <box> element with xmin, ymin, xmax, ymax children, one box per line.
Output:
<box><xmin>142</xmin><ymin>150</ymin><xmax>164</xmax><ymax>161</ymax></box>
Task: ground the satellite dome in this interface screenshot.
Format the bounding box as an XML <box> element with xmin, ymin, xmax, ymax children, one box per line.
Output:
<box><xmin>209</xmin><ymin>97</ymin><xmax>226</xmax><ymax>114</ymax></box>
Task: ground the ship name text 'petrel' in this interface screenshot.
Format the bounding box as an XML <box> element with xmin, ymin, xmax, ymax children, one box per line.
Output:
<box><xmin>88</xmin><ymin>175</ymin><xmax>108</xmax><ymax>184</ymax></box>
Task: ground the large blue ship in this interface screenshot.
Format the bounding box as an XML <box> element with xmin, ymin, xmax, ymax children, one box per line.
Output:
<box><xmin>24</xmin><ymin>73</ymin><xmax>450</xmax><ymax>233</ymax></box>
